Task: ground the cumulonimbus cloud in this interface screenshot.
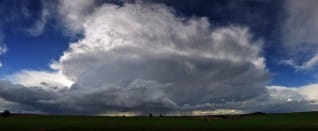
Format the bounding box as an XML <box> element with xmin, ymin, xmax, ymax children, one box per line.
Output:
<box><xmin>1</xmin><ymin>1</ymin><xmax>318</xmax><ymax>115</ymax></box>
<box><xmin>55</xmin><ymin>2</ymin><xmax>269</xmax><ymax>112</ymax></box>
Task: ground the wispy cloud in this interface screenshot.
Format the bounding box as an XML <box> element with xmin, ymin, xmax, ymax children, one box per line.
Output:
<box><xmin>26</xmin><ymin>4</ymin><xmax>49</xmax><ymax>36</ymax></box>
<box><xmin>281</xmin><ymin>0</ymin><xmax>318</xmax><ymax>72</ymax></box>
<box><xmin>281</xmin><ymin>54</ymin><xmax>318</xmax><ymax>70</ymax></box>
<box><xmin>0</xmin><ymin>32</ymin><xmax>7</xmax><ymax>68</ymax></box>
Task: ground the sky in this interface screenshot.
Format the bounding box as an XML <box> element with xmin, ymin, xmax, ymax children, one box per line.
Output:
<box><xmin>1</xmin><ymin>0</ymin><xmax>318</xmax><ymax>115</ymax></box>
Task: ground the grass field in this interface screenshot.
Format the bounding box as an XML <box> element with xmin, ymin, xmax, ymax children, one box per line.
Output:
<box><xmin>1</xmin><ymin>112</ymin><xmax>318</xmax><ymax>130</ymax></box>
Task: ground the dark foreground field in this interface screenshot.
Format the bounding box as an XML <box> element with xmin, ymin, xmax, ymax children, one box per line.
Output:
<box><xmin>1</xmin><ymin>112</ymin><xmax>318</xmax><ymax>131</ymax></box>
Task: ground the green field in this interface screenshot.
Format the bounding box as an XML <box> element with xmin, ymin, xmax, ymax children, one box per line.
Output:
<box><xmin>1</xmin><ymin>112</ymin><xmax>318</xmax><ymax>130</ymax></box>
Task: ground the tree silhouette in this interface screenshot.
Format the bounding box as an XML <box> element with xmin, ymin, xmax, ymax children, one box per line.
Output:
<box><xmin>149</xmin><ymin>113</ymin><xmax>153</xmax><ymax>117</ymax></box>
<box><xmin>2</xmin><ymin>110</ymin><xmax>11</xmax><ymax>117</ymax></box>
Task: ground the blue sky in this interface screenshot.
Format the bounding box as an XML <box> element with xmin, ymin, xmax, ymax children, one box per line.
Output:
<box><xmin>1</xmin><ymin>27</ymin><xmax>70</xmax><ymax>74</ymax></box>
<box><xmin>1</xmin><ymin>0</ymin><xmax>318</xmax><ymax>115</ymax></box>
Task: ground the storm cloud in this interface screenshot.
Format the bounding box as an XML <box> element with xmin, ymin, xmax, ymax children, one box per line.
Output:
<box><xmin>1</xmin><ymin>1</ymin><xmax>317</xmax><ymax>115</ymax></box>
<box><xmin>0</xmin><ymin>1</ymin><xmax>269</xmax><ymax>114</ymax></box>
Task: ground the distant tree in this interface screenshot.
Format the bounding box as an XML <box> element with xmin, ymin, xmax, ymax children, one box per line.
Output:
<box><xmin>149</xmin><ymin>113</ymin><xmax>153</xmax><ymax>117</ymax></box>
<box><xmin>159</xmin><ymin>114</ymin><xmax>163</xmax><ymax>117</ymax></box>
<box><xmin>249</xmin><ymin>112</ymin><xmax>266</xmax><ymax>116</ymax></box>
<box><xmin>2</xmin><ymin>110</ymin><xmax>11</xmax><ymax>117</ymax></box>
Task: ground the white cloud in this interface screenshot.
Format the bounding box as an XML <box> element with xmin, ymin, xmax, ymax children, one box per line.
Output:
<box><xmin>302</xmin><ymin>54</ymin><xmax>318</xmax><ymax>70</ymax></box>
<box><xmin>281</xmin><ymin>53</ymin><xmax>318</xmax><ymax>71</ymax></box>
<box><xmin>297</xmin><ymin>84</ymin><xmax>318</xmax><ymax>101</ymax></box>
<box><xmin>2</xmin><ymin>2</ymin><xmax>272</xmax><ymax>114</ymax></box>
<box><xmin>265</xmin><ymin>84</ymin><xmax>318</xmax><ymax>112</ymax></box>
<box><xmin>58</xmin><ymin>0</ymin><xmax>96</xmax><ymax>35</ymax></box>
<box><xmin>8</xmin><ymin>70</ymin><xmax>73</xmax><ymax>90</ymax></box>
